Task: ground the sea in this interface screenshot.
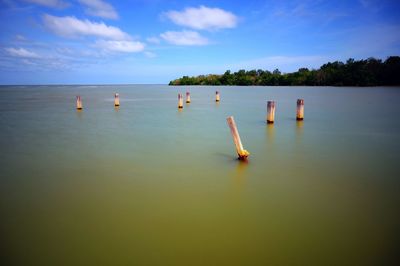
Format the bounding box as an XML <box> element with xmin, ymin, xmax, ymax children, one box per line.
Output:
<box><xmin>1</xmin><ymin>85</ymin><xmax>399</xmax><ymax>265</ymax></box>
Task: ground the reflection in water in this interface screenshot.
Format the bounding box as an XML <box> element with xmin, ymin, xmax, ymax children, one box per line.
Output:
<box><xmin>266</xmin><ymin>123</ymin><xmax>275</xmax><ymax>144</ymax></box>
<box><xmin>294</xmin><ymin>120</ymin><xmax>305</xmax><ymax>166</ymax></box>
<box><xmin>296</xmin><ymin>120</ymin><xmax>303</xmax><ymax>143</ymax></box>
<box><xmin>236</xmin><ymin>159</ymin><xmax>248</xmax><ymax>175</ymax></box>
<box><xmin>76</xmin><ymin>109</ymin><xmax>83</xmax><ymax>119</ymax></box>
<box><xmin>232</xmin><ymin>159</ymin><xmax>248</xmax><ymax>195</ymax></box>
<box><xmin>114</xmin><ymin>106</ymin><xmax>120</xmax><ymax>111</ymax></box>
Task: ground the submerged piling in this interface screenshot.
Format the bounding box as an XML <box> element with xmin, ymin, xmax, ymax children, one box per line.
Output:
<box><xmin>114</xmin><ymin>93</ymin><xmax>120</xmax><ymax>107</ymax></box>
<box><xmin>227</xmin><ymin>116</ymin><xmax>250</xmax><ymax>160</ymax></box>
<box><xmin>266</xmin><ymin>101</ymin><xmax>275</xmax><ymax>123</ymax></box>
<box><xmin>178</xmin><ymin>93</ymin><xmax>183</xmax><ymax>108</ymax></box>
<box><xmin>76</xmin><ymin>96</ymin><xmax>82</xmax><ymax>110</ymax></box>
<box><xmin>296</xmin><ymin>99</ymin><xmax>304</xmax><ymax>120</ymax></box>
<box><xmin>215</xmin><ymin>91</ymin><xmax>220</xmax><ymax>102</ymax></box>
<box><xmin>186</xmin><ymin>92</ymin><xmax>191</xmax><ymax>103</ymax></box>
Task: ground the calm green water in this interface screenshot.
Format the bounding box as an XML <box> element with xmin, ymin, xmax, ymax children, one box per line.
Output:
<box><xmin>1</xmin><ymin>85</ymin><xmax>399</xmax><ymax>265</ymax></box>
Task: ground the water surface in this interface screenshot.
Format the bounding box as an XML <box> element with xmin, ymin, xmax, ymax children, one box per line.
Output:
<box><xmin>1</xmin><ymin>85</ymin><xmax>399</xmax><ymax>265</ymax></box>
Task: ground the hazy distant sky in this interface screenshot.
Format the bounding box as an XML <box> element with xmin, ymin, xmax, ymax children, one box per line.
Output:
<box><xmin>0</xmin><ymin>0</ymin><xmax>399</xmax><ymax>84</ymax></box>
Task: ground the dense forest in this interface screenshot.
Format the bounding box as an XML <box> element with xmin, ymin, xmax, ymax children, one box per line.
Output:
<box><xmin>169</xmin><ymin>56</ymin><xmax>400</xmax><ymax>86</ymax></box>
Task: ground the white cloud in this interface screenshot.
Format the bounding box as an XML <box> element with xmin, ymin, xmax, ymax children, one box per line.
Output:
<box><xmin>15</xmin><ymin>34</ymin><xmax>27</xmax><ymax>41</ymax></box>
<box><xmin>160</xmin><ymin>30</ymin><xmax>208</xmax><ymax>46</ymax></box>
<box><xmin>43</xmin><ymin>14</ymin><xmax>129</xmax><ymax>40</ymax></box>
<box><xmin>165</xmin><ymin>5</ymin><xmax>238</xmax><ymax>30</ymax></box>
<box><xmin>5</xmin><ymin>47</ymin><xmax>40</xmax><ymax>58</ymax></box>
<box><xmin>94</xmin><ymin>40</ymin><xmax>145</xmax><ymax>53</ymax></box>
<box><xmin>23</xmin><ymin>0</ymin><xmax>69</xmax><ymax>9</ymax></box>
<box><xmin>78</xmin><ymin>0</ymin><xmax>118</xmax><ymax>19</ymax></box>
<box><xmin>21</xmin><ymin>59</ymin><xmax>37</xmax><ymax>65</ymax></box>
<box><xmin>144</xmin><ymin>51</ymin><xmax>156</xmax><ymax>58</ymax></box>
<box><xmin>56</xmin><ymin>47</ymin><xmax>74</xmax><ymax>55</ymax></box>
<box><xmin>146</xmin><ymin>36</ymin><xmax>160</xmax><ymax>44</ymax></box>
<box><xmin>42</xmin><ymin>14</ymin><xmax>148</xmax><ymax>55</ymax></box>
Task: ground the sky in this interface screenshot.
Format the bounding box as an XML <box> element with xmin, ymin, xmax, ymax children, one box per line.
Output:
<box><xmin>0</xmin><ymin>0</ymin><xmax>400</xmax><ymax>84</ymax></box>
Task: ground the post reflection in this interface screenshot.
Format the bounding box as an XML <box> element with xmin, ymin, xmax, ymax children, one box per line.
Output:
<box><xmin>266</xmin><ymin>123</ymin><xmax>275</xmax><ymax>144</ymax></box>
<box><xmin>76</xmin><ymin>109</ymin><xmax>83</xmax><ymax>119</ymax></box>
<box><xmin>296</xmin><ymin>120</ymin><xmax>303</xmax><ymax>143</ymax></box>
<box><xmin>232</xmin><ymin>159</ymin><xmax>248</xmax><ymax>194</ymax></box>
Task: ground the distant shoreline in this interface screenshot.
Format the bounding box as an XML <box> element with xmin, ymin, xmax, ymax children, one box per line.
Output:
<box><xmin>169</xmin><ymin>56</ymin><xmax>400</xmax><ymax>87</ymax></box>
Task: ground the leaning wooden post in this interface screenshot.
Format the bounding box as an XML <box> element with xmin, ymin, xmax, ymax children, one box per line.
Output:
<box><xmin>215</xmin><ymin>91</ymin><xmax>220</xmax><ymax>102</ymax></box>
<box><xmin>266</xmin><ymin>101</ymin><xmax>275</xmax><ymax>124</ymax></box>
<box><xmin>114</xmin><ymin>93</ymin><xmax>120</xmax><ymax>107</ymax></box>
<box><xmin>296</xmin><ymin>99</ymin><xmax>304</xmax><ymax>120</ymax></box>
<box><xmin>178</xmin><ymin>93</ymin><xmax>183</xmax><ymax>109</ymax></box>
<box><xmin>186</xmin><ymin>92</ymin><xmax>191</xmax><ymax>103</ymax></box>
<box><xmin>76</xmin><ymin>96</ymin><xmax>82</xmax><ymax>110</ymax></box>
<box><xmin>226</xmin><ymin>116</ymin><xmax>250</xmax><ymax>160</ymax></box>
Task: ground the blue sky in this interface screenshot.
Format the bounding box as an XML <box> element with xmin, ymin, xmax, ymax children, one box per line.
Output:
<box><xmin>0</xmin><ymin>0</ymin><xmax>399</xmax><ymax>84</ymax></box>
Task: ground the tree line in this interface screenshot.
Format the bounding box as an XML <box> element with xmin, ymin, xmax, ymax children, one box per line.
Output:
<box><xmin>169</xmin><ymin>56</ymin><xmax>400</xmax><ymax>86</ymax></box>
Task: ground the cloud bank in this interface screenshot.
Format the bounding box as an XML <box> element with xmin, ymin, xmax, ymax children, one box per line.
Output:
<box><xmin>165</xmin><ymin>6</ymin><xmax>238</xmax><ymax>31</ymax></box>
<box><xmin>160</xmin><ymin>30</ymin><xmax>208</xmax><ymax>46</ymax></box>
<box><xmin>78</xmin><ymin>0</ymin><xmax>118</xmax><ymax>19</ymax></box>
<box><xmin>43</xmin><ymin>14</ymin><xmax>129</xmax><ymax>39</ymax></box>
<box><xmin>94</xmin><ymin>40</ymin><xmax>144</xmax><ymax>53</ymax></box>
<box><xmin>43</xmin><ymin>14</ymin><xmax>145</xmax><ymax>53</ymax></box>
<box><xmin>5</xmin><ymin>47</ymin><xmax>40</xmax><ymax>58</ymax></box>
<box><xmin>23</xmin><ymin>0</ymin><xmax>69</xmax><ymax>9</ymax></box>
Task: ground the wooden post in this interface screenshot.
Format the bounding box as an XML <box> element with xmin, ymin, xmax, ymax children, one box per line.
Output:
<box><xmin>296</xmin><ymin>99</ymin><xmax>304</xmax><ymax>120</ymax></box>
<box><xmin>76</xmin><ymin>96</ymin><xmax>82</xmax><ymax>110</ymax></box>
<box><xmin>186</xmin><ymin>92</ymin><xmax>191</xmax><ymax>103</ymax></box>
<box><xmin>226</xmin><ymin>116</ymin><xmax>250</xmax><ymax>160</ymax></box>
<box><xmin>266</xmin><ymin>101</ymin><xmax>275</xmax><ymax>124</ymax></box>
<box><xmin>178</xmin><ymin>93</ymin><xmax>183</xmax><ymax>108</ymax></box>
<box><xmin>215</xmin><ymin>91</ymin><xmax>220</xmax><ymax>102</ymax></box>
<box><xmin>114</xmin><ymin>93</ymin><xmax>120</xmax><ymax>107</ymax></box>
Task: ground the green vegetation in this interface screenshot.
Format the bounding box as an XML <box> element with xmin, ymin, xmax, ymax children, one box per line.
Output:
<box><xmin>169</xmin><ymin>56</ymin><xmax>400</xmax><ymax>86</ymax></box>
